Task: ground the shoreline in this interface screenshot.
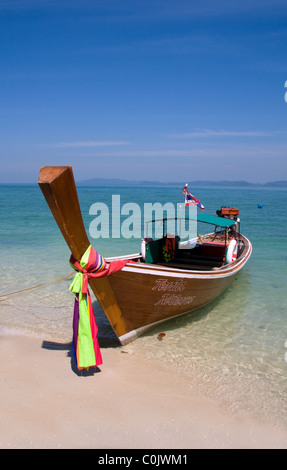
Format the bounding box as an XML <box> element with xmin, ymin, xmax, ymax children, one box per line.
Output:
<box><xmin>0</xmin><ymin>332</ymin><xmax>287</xmax><ymax>449</ymax></box>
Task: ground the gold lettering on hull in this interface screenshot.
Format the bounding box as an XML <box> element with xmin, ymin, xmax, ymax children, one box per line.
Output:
<box><xmin>152</xmin><ymin>278</ymin><xmax>186</xmax><ymax>292</ymax></box>
<box><xmin>154</xmin><ymin>293</ymin><xmax>195</xmax><ymax>306</ymax></box>
<box><xmin>152</xmin><ymin>278</ymin><xmax>195</xmax><ymax>308</ymax></box>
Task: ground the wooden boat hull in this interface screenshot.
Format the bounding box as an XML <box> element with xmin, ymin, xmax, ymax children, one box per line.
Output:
<box><xmin>94</xmin><ymin>239</ymin><xmax>251</xmax><ymax>344</ymax></box>
<box><xmin>38</xmin><ymin>166</ymin><xmax>252</xmax><ymax>345</ymax></box>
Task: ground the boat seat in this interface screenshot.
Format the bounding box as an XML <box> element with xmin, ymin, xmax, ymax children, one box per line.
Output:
<box><xmin>157</xmin><ymin>261</ymin><xmax>214</xmax><ymax>271</ymax></box>
<box><xmin>201</xmin><ymin>242</ymin><xmax>226</xmax><ymax>258</ymax></box>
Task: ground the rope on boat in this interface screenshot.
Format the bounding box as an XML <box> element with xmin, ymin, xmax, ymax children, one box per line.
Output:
<box><xmin>0</xmin><ymin>272</ymin><xmax>74</xmax><ymax>301</ymax></box>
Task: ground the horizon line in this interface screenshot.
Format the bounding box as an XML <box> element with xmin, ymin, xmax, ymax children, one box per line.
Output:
<box><xmin>1</xmin><ymin>177</ymin><xmax>287</xmax><ymax>187</ymax></box>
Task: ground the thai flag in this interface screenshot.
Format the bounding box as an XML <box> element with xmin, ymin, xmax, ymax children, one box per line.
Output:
<box><xmin>182</xmin><ymin>184</ymin><xmax>205</xmax><ymax>210</ymax></box>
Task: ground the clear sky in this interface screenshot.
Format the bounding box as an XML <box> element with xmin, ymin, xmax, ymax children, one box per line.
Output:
<box><xmin>1</xmin><ymin>0</ymin><xmax>287</xmax><ymax>183</ymax></box>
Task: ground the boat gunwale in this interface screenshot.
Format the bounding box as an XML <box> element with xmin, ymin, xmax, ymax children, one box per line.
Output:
<box><xmin>106</xmin><ymin>234</ymin><xmax>252</xmax><ymax>279</ymax></box>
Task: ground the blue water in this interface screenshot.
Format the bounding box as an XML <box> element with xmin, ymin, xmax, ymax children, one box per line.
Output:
<box><xmin>1</xmin><ymin>183</ymin><xmax>287</xmax><ymax>427</ymax></box>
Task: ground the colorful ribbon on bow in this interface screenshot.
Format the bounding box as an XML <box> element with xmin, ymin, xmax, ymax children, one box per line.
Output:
<box><xmin>69</xmin><ymin>245</ymin><xmax>130</xmax><ymax>371</ymax></box>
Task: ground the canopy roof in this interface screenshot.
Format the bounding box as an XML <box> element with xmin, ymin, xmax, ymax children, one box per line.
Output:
<box><xmin>194</xmin><ymin>213</ymin><xmax>236</xmax><ymax>228</ymax></box>
<box><xmin>147</xmin><ymin>214</ymin><xmax>237</xmax><ymax>233</ymax></box>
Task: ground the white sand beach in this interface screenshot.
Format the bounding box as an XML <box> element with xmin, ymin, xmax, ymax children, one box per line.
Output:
<box><xmin>0</xmin><ymin>333</ymin><xmax>287</xmax><ymax>449</ymax></box>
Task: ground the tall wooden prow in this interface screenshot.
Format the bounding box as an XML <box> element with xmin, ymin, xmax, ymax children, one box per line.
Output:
<box><xmin>38</xmin><ymin>166</ymin><xmax>128</xmax><ymax>341</ymax></box>
<box><xmin>38</xmin><ymin>166</ymin><xmax>89</xmax><ymax>260</ymax></box>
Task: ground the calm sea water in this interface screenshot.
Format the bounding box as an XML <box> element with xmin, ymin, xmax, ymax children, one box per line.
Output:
<box><xmin>1</xmin><ymin>183</ymin><xmax>287</xmax><ymax>427</ymax></box>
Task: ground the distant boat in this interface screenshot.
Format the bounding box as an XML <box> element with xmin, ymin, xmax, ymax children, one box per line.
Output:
<box><xmin>38</xmin><ymin>166</ymin><xmax>252</xmax><ymax>345</ymax></box>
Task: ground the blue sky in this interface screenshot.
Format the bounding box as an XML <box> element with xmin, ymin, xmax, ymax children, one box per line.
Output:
<box><xmin>1</xmin><ymin>0</ymin><xmax>287</xmax><ymax>183</ymax></box>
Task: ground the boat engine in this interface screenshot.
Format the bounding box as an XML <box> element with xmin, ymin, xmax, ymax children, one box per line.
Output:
<box><xmin>216</xmin><ymin>207</ymin><xmax>240</xmax><ymax>221</ymax></box>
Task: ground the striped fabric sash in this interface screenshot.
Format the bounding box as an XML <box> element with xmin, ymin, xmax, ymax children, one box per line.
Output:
<box><xmin>69</xmin><ymin>245</ymin><xmax>130</xmax><ymax>371</ymax></box>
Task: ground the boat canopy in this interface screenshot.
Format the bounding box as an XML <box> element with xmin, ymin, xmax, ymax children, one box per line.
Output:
<box><xmin>146</xmin><ymin>213</ymin><xmax>238</xmax><ymax>239</ymax></box>
<box><xmin>193</xmin><ymin>213</ymin><xmax>237</xmax><ymax>228</ymax></box>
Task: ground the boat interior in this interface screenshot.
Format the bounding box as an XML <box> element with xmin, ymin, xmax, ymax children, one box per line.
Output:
<box><xmin>139</xmin><ymin>211</ymin><xmax>246</xmax><ymax>271</ymax></box>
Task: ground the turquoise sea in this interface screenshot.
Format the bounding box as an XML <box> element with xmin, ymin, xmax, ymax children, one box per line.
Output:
<box><xmin>1</xmin><ymin>183</ymin><xmax>287</xmax><ymax>427</ymax></box>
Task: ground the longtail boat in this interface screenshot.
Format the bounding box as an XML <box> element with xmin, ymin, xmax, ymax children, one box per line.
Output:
<box><xmin>38</xmin><ymin>166</ymin><xmax>252</xmax><ymax>345</ymax></box>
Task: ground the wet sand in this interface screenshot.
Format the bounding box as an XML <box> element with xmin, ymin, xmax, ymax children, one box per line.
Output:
<box><xmin>0</xmin><ymin>333</ymin><xmax>287</xmax><ymax>449</ymax></box>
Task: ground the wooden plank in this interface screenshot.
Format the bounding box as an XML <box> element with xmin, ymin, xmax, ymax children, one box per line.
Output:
<box><xmin>38</xmin><ymin>166</ymin><xmax>89</xmax><ymax>260</ymax></box>
<box><xmin>38</xmin><ymin>166</ymin><xmax>129</xmax><ymax>339</ymax></box>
